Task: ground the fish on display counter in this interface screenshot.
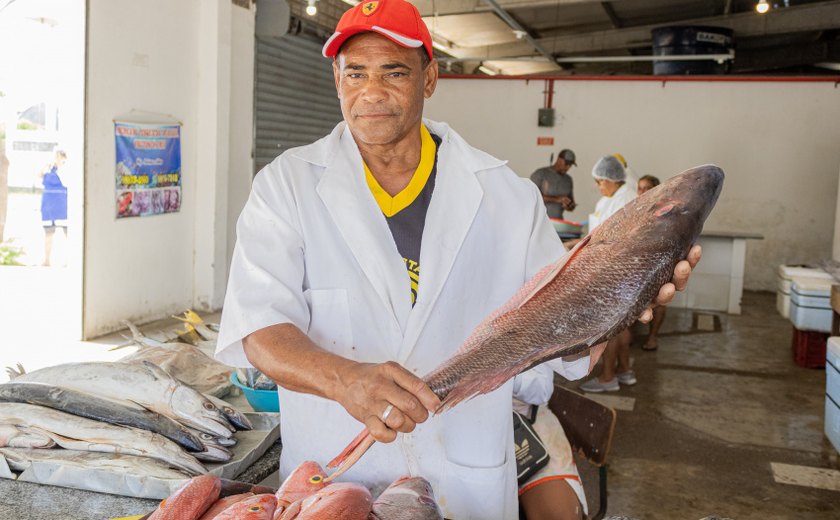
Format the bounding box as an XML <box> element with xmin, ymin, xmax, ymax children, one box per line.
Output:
<box><xmin>147</xmin><ymin>474</ymin><xmax>222</xmax><ymax>520</ymax></box>
<box><xmin>273</xmin><ymin>460</ymin><xmax>328</xmax><ymax>518</ymax></box>
<box><xmin>0</xmin><ymin>424</ymin><xmax>55</xmax><ymax>448</ymax></box>
<box><xmin>213</xmin><ymin>493</ymin><xmax>277</xmax><ymax>520</ymax></box>
<box><xmin>203</xmin><ymin>393</ymin><xmax>252</xmax><ymax>431</ymax></box>
<box><xmin>196</xmin><ymin>492</ymin><xmax>254</xmax><ymax>520</ymax></box>
<box><xmin>0</xmin><ymin>402</ymin><xmax>206</xmax><ymax>476</ymax></box>
<box><xmin>277</xmin><ymin>482</ymin><xmax>372</xmax><ymax>520</ymax></box>
<box><xmin>0</xmin><ymin>382</ymin><xmax>204</xmax><ymax>452</ymax></box>
<box><xmin>327</xmin><ymin>165</ymin><xmax>725</xmax><ymax>479</ymax></box>
<box><xmin>370</xmin><ymin>476</ymin><xmax>443</xmax><ymax>520</ymax></box>
<box><xmin>119</xmin><ymin>320</ymin><xmax>233</xmax><ymax>398</ymax></box>
<box><xmin>7</xmin><ymin>361</ymin><xmax>234</xmax><ymax>438</ymax></box>
<box><xmin>0</xmin><ymin>447</ymin><xmax>190</xmax><ymax>481</ymax></box>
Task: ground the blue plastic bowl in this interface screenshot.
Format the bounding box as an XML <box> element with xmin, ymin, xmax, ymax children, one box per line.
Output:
<box><xmin>229</xmin><ymin>372</ymin><xmax>280</xmax><ymax>413</ymax></box>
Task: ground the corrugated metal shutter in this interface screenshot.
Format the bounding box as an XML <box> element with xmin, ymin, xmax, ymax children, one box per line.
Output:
<box><xmin>254</xmin><ymin>32</ymin><xmax>343</xmax><ymax>174</ymax></box>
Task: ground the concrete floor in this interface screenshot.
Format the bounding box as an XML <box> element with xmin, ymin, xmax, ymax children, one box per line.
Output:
<box><xmin>568</xmin><ymin>291</ymin><xmax>838</xmax><ymax>519</ymax></box>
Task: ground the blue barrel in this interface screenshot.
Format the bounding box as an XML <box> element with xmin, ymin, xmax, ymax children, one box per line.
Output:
<box><xmin>651</xmin><ymin>26</ymin><xmax>733</xmax><ymax>75</ymax></box>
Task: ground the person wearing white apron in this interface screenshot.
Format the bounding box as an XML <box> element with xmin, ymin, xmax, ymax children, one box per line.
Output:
<box><xmin>215</xmin><ymin>2</ymin><xmax>700</xmax><ymax>518</ymax></box>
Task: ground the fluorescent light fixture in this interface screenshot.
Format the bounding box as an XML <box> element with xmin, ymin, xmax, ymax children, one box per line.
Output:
<box><xmin>756</xmin><ymin>0</ymin><xmax>769</xmax><ymax>14</ymax></box>
<box><xmin>306</xmin><ymin>0</ymin><xmax>317</xmax><ymax>16</ymax></box>
<box><xmin>341</xmin><ymin>0</ymin><xmax>360</xmax><ymax>5</ymax></box>
<box><xmin>478</xmin><ymin>65</ymin><xmax>497</xmax><ymax>76</ymax></box>
<box><xmin>432</xmin><ymin>40</ymin><xmax>449</xmax><ymax>52</ymax></box>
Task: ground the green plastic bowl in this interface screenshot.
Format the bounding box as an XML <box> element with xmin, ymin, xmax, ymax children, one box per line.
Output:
<box><xmin>229</xmin><ymin>372</ymin><xmax>280</xmax><ymax>413</ymax></box>
<box><xmin>549</xmin><ymin>218</ymin><xmax>583</xmax><ymax>234</ymax></box>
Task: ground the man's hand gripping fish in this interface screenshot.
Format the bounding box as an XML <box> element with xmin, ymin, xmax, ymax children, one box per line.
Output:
<box><xmin>325</xmin><ymin>164</ymin><xmax>724</xmax><ymax>481</ymax></box>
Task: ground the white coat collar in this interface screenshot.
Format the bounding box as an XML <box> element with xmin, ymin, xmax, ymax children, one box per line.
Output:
<box><xmin>299</xmin><ymin>119</ymin><xmax>507</xmax><ymax>357</ymax></box>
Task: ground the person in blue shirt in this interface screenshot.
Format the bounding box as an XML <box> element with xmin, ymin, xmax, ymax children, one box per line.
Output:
<box><xmin>40</xmin><ymin>149</ymin><xmax>68</xmax><ymax>266</ymax></box>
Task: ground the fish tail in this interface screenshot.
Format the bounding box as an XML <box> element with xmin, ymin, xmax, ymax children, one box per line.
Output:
<box><xmin>4</xmin><ymin>363</ymin><xmax>25</xmax><ymax>380</ymax></box>
<box><xmin>324</xmin><ymin>429</ymin><xmax>375</xmax><ymax>482</ymax></box>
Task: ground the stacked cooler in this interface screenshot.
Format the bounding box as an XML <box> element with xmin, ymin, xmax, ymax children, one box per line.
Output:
<box><xmin>779</xmin><ymin>266</ymin><xmax>834</xmax><ymax>368</ymax></box>
<box><xmin>776</xmin><ymin>265</ymin><xmax>833</xmax><ymax>319</ymax></box>
<box><xmin>826</xmin><ymin>338</ymin><xmax>840</xmax><ymax>453</ymax></box>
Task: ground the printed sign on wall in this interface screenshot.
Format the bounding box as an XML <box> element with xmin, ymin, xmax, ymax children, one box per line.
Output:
<box><xmin>114</xmin><ymin>122</ymin><xmax>181</xmax><ymax>219</ymax></box>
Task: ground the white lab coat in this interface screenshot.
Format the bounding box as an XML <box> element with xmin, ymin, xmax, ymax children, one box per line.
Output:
<box><xmin>588</xmin><ymin>182</ymin><xmax>636</xmax><ymax>232</ymax></box>
<box><xmin>216</xmin><ymin>119</ymin><xmax>589</xmax><ymax>520</ymax></box>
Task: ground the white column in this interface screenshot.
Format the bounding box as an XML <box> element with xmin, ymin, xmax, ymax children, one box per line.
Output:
<box><xmin>193</xmin><ymin>0</ymin><xmax>232</xmax><ymax>311</ymax></box>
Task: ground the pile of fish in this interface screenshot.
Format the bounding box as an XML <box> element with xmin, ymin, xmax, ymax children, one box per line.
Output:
<box><xmin>0</xmin><ymin>361</ymin><xmax>251</xmax><ymax>479</ymax></box>
<box><xmin>143</xmin><ymin>461</ymin><xmax>442</xmax><ymax>520</ymax></box>
<box><xmin>115</xmin><ymin>312</ymin><xmax>234</xmax><ymax>397</ymax></box>
<box><xmin>327</xmin><ymin>165</ymin><xmax>725</xmax><ymax>479</ymax></box>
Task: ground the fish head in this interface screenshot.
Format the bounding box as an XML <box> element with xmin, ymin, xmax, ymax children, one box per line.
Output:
<box><xmin>170</xmin><ymin>385</ymin><xmax>235</xmax><ymax>438</ymax></box>
<box><xmin>372</xmin><ymin>476</ymin><xmax>442</xmax><ymax>519</ymax></box>
<box><xmin>625</xmin><ymin>165</ymin><xmax>724</xmax><ymax>246</ymax></box>
<box><xmin>215</xmin><ymin>493</ymin><xmax>277</xmax><ymax>519</ymax></box>
<box><xmin>275</xmin><ymin>460</ymin><xmax>328</xmax><ymax>506</ymax></box>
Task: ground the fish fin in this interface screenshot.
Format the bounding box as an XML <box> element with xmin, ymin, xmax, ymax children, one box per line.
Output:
<box><xmin>515</xmin><ymin>234</ymin><xmax>591</xmax><ymax>311</ymax></box>
<box><xmin>4</xmin><ymin>363</ymin><xmax>25</xmax><ymax>380</ymax></box>
<box><xmin>324</xmin><ymin>429</ymin><xmax>376</xmax><ymax>482</ymax></box>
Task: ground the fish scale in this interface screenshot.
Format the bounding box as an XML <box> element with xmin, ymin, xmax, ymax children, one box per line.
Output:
<box><xmin>326</xmin><ymin>165</ymin><xmax>724</xmax><ymax>480</ymax></box>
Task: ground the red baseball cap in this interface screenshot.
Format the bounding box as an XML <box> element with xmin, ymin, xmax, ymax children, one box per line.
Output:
<box><xmin>322</xmin><ymin>0</ymin><xmax>434</xmax><ymax>60</ymax></box>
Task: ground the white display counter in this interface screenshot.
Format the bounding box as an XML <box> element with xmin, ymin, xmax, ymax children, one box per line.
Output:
<box><xmin>669</xmin><ymin>231</ymin><xmax>763</xmax><ymax>315</ymax></box>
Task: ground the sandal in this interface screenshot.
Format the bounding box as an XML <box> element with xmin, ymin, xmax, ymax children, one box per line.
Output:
<box><xmin>642</xmin><ymin>343</ymin><xmax>658</xmax><ymax>351</ymax></box>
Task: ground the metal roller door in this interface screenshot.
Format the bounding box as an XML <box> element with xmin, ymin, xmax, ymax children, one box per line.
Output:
<box><xmin>254</xmin><ymin>32</ymin><xmax>342</xmax><ymax>173</ymax></box>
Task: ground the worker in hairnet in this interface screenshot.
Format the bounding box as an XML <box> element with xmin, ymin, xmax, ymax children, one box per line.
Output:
<box><xmin>579</xmin><ymin>156</ymin><xmax>638</xmax><ymax>392</ymax></box>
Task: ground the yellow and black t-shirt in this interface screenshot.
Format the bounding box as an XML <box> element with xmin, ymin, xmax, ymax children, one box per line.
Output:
<box><xmin>365</xmin><ymin>125</ymin><xmax>440</xmax><ymax>306</ymax></box>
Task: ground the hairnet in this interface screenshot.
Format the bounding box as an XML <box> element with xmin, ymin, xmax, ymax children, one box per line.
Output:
<box><xmin>592</xmin><ymin>155</ymin><xmax>626</xmax><ymax>182</ymax></box>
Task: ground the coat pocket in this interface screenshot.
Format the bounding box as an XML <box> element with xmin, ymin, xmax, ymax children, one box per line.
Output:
<box><xmin>439</xmin><ymin>456</ymin><xmax>515</xmax><ymax>520</ymax></box>
<box><xmin>304</xmin><ymin>288</ymin><xmax>354</xmax><ymax>357</ymax></box>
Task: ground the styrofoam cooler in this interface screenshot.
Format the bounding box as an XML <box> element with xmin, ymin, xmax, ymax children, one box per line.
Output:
<box><xmin>789</xmin><ymin>278</ymin><xmax>833</xmax><ymax>333</ymax></box>
<box><xmin>776</xmin><ymin>265</ymin><xmax>833</xmax><ymax>318</ymax></box>
<box><xmin>826</xmin><ymin>337</ymin><xmax>840</xmax><ymax>453</ymax></box>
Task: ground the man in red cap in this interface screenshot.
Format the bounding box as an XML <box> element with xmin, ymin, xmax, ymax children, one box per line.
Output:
<box><xmin>216</xmin><ymin>1</ymin><xmax>699</xmax><ymax>518</ymax></box>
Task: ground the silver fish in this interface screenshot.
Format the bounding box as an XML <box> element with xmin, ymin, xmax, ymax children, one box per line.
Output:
<box><xmin>203</xmin><ymin>394</ymin><xmax>252</xmax><ymax>431</ymax></box>
<box><xmin>0</xmin><ymin>424</ymin><xmax>55</xmax><ymax>448</ymax></box>
<box><xmin>0</xmin><ymin>382</ymin><xmax>203</xmax><ymax>452</ymax></box>
<box><xmin>0</xmin><ymin>447</ymin><xmax>189</xmax><ymax>480</ymax></box>
<box><xmin>0</xmin><ymin>403</ymin><xmax>206</xmax><ymax>475</ymax></box>
<box><xmin>7</xmin><ymin>361</ymin><xmax>234</xmax><ymax>438</ymax></box>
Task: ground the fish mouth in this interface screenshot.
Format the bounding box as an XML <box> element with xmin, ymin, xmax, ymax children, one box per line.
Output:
<box><xmin>180</xmin><ymin>413</ymin><xmax>235</xmax><ymax>438</ymax></box>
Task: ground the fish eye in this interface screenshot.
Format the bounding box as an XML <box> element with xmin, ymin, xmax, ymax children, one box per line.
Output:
<box><xmin>248</xmin><ymin>506</ymin><xmax>262</xmax><ymax>512</ymax></box>
<box><xmin>203</xmin><ymin>402</ymin><xmax>216</xmax><ymax>410</ymax></box>
<box><xmin>310</xmin><ymin>475</ymin><xmax>323</xmax><ymax>483</ymax></box>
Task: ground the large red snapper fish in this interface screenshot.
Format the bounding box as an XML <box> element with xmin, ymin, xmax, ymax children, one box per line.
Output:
<box><xmin>147</xmin><ymin>474</ymin><xmax>221</xmax><ymax>520</ymax></box>
<box><xmin>327</xmin><ymin>165</ymin><xmax>725</xmax><ymax>480</ymax></box>
<box><xmin>277</xmin><ymin>483</ymin><xmax>372</xmax><ymax>520</ymax></box>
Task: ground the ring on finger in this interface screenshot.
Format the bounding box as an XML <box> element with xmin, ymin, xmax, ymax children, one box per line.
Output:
<box><xmin>381</xmin><ymin>404</ymin><xmax>394</xmax><ymax>423</ymax></box>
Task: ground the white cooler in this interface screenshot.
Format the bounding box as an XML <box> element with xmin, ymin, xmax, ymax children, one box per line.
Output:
<box><xmin>776</xmin><ymin>265</ymin><xmax>833</xmax><ymax>318</ymax></box>
<box><xmin>790</xmin><ymin>279</ymin><xmax>833</xmax><ymax>333</ymax></box>
<box><xmin>826</xmin><ymin>337</ymin><xmax>840</xmax><ymax>453</ymax></box>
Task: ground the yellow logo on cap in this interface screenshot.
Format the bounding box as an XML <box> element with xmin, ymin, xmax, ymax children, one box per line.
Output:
<box><xmin>362</xmin><ymin>1</ymin><xmax>379</xmax><ymax>15</ymax></box>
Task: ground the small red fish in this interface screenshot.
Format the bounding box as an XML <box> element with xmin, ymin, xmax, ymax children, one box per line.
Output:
<box><xmin>148</xmin><ymin>474</ymin><xmax>221</xmax><ymax>520</ymax></box>
<box><xmin>279</xmin><ymin>482</ymin><xmax>372</xmax><ymax>520</ymax></box>
<box><xmin>213</xmin><ymin>493</ymin><xmax>277</xmax><ymax>520</ymax></box>
<box><xmin>198</xmin><ymin>492</ymin><xmax>254</xmax><ymax>520</ymax></box>
<box><xmin>274</xmin><ymin>460</ymin><xmax>329</xmax><ymax>517</ymax></box>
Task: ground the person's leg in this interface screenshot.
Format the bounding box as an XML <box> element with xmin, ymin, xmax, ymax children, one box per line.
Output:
<box><xmin>598</xmin><ymin>335</ymin><xmax>620</xmax><ymax>382</ymax></box>
<box><xmin>644</xmin><ymin>306</ymin><xmax>666</xmax><ymax>350</ymax></box>
<box><xmin>616</xmin><ymin>328</ymin><xmax>632</xmax><ymax>373</ymax></box>
<box><xmin>520</xmin><ymin>479</ymin><xmax>584</xmax><ymax>520</ymax></box>
<box><xmin>42</xmin><ymin>226</ymin><xmax>56</xmax><ymax>266</ymax></box>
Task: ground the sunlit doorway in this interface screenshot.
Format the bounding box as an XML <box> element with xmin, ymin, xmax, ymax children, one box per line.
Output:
<box><xmin>0</xmin><ymin>0</ymin><xmax>85</xmax><ymax>371</ymax></box>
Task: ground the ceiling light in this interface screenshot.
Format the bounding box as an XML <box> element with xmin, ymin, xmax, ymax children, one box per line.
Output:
<box><xmin>513</xmin><ymin>30</ymin><xmax>527</xmax><ymax>40</ymax></box>
<box><xmin>478</xmin><ymin>65</ymin><xmax>497</xmax><ymax>76</ymax></box>
<box><xmin>341</xmin><ymin>0</ymin><xmax>360</xmax><ymax>5</ymax></box>
<box><xmin>756</xmin><ymin>0</ymin><xmax>769</xmax><ymax>14</ymax></box>
<box><xmin>306</xmin><ymin>0</ymin><xmax>317</xmax><ymax>16</ymax></box>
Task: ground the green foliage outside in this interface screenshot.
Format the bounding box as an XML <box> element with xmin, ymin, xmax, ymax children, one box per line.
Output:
<box><xmin>0</xmin><ymin>240</ymin><xmax>25</xmax><ymax>266</ymax></box>
<box><xmin>16</xmin><ymin>121</ymin><xmax>37</xmax><ymax>131</ymax></box>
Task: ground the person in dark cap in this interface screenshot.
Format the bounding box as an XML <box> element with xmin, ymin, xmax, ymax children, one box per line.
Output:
<box><xmin>530</xmin><ymin>149</ymin><xmax>577</xmax><ymax>220</ymax></box>
<box><xmin>215</xmin><ymin>1</ymin><xmax>699</xmax><ymax>518</ymax></box>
